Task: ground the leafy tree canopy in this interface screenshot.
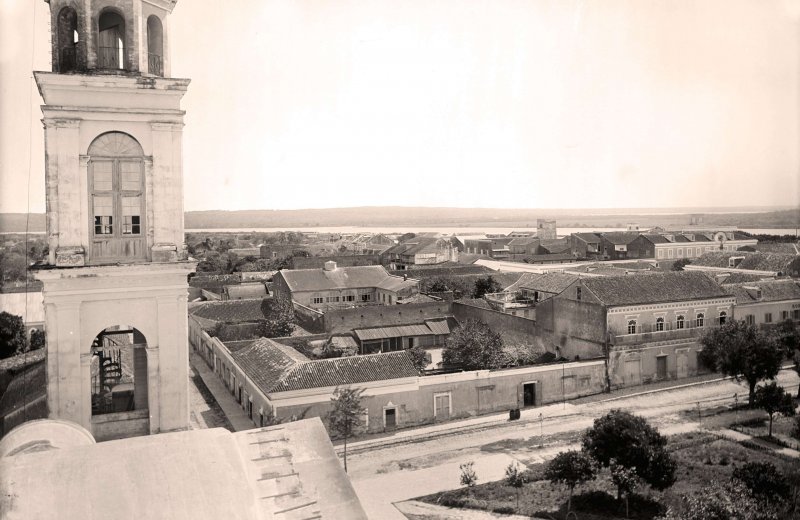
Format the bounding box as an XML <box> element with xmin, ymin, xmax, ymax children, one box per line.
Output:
<box><xmin>582</xmin><ymin>409</ymin><xmax>676</xmax><ymax>492</ymax></box>
<box><xmin>753</xmin><ymin>382</ymin><xmax>796</xmax><ymax>437</ymax></box>
<box><xmin>258</xmin><ymin>297</ymin><xmax>295</xmax><ymax>338</ymax></box>
<box><xmin>699</xmin><ymin>320</ymin><xmax>783</xmax><ymax>404</ymax></box>
<box><xmin>472</xmin><ymin>276</ymin><xmax>502</xmax><ymax>299</ymax></box>
<box><xmin>442</xmin><ymin>319</ymin><xmax>505</xmax><ymax>370</ymax></box>
<box><xmin>0</xmin><ymin>312</ymin><xmax>27</xmax><ymax>359</ymax></box>
<box><xmin>731</xmin><ymin>462</ymin><xmax>791</xmax><ymax>503</ymax></box>
<box><xmin>407</xmin><ymin>346</ymin><xmax>430</xmax><ymax>372</ymax></box>
<box><xmin>658</xmin><ymin>479</ymin><xmax>779</xmax><ymax>520</ymax></box>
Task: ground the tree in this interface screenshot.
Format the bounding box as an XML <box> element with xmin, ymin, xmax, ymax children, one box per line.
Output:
<box><xmin>326</xmin><ymin>386</ymin><xmax>365</xmax><ymax>473</ymax></box>
<box><xmin>699</xmin><ymin>320</ymin><xmax>783</xmax><ymax>405</ymax></box>
<box><xmin>472</xmin><ymin>276</ymin><xmax>501</xmax><ymax>298</ymax></box>
<box><xmin>544</xmin><ymin>450</ymin><xmax>595</xmax><ymax>512</ymax></box>
<box><xmin>0</xmin><ymin>251</ymin><xmax>27</xmax><ymax>283</ymax></box>
<box><xmin>442</xmin><ymin>319</ymin><xmax>505</xmax><ymax>370</ymax></box>
<box><xmin>29</xmin><ymin>329</ymin><xmax>45</xmax><ymax>351</ymax></box>
<box><xmin>0</xmin><ymin>312</ymin><xmax>27</xmax><ymax>359</ymax></box>
<box><xmin>610</xmin><ymin>459</ymin><xmax>639</xmax><ymax>518</ymax></box>
<box><xmin>753</xmin><ymin>382</ymin><xmax>796</xmax><ymax>437</ymax></box>
<box><xmin>671</xmin><ymin>258</ymin><xmax>692</xmax><ymax>271</ymax></box>
<box><xmin>459</xmin><ymin>461</ymin><xmax>477</xmax><ymax>487</ymax></box>
<box><xmin>582</xmin><ymin>409</ymin><xmax>676</xmax><ymax>499</ymax></box>
<box><xmin>773</xmin><ymin>319</ymin><xmax>800</xmax><ymax>398</ymax></box>
<box><xmin>258</xmin><ymin>297</ymin><xmax>295</xmax><ymax>338</ymax></box>
<box><xmin>505</xmin><ymin>461</ymin><xmax>527</xmax><ymax>511</ymax></box>
<box><xmin>732</xmin><ymin>462</ymin><xmax>791</xmax><ymax>503</ymax></box>
<box><xmin>407</xmin><ymin>346</ymin><xmax>430</xmax><ymax>372</ymax></box>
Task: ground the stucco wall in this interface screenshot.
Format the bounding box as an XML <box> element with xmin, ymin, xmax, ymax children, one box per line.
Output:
<box><xmin>452</xmin><ymin>302</ymin><xmax>541</xmax><ymax>348</ymax></box>
<box><xmin>273</xmin><ymin>360</ymin><xmax>607</xmax><ymax>435</ymax></box>
<box><xmin>535</xmin><ymin>297</ymin><xmax>607</xmax><ymax>360</ymax></box>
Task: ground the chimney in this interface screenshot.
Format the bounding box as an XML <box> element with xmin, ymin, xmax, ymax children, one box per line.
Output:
<box><xmin>323</xmin><ymin>261</ymin><xmax>337</xmax><ymax>271</ymax></box>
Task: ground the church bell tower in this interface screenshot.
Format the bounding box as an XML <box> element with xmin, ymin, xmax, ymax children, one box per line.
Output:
<box><xmin>35</xmin><ymin>0</ymin><xmax>195</xmax><ymax>440</ymax></box>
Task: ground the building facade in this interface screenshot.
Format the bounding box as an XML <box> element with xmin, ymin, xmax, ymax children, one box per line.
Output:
<box><xmin>273</xmin><ymin>262</ymin><xmax>419</xmax><ymax>311</ymax></box>
<box><xmin>34</xmin><ymin>0</ymin><xmax>195</xmax><ymax>440</ymax></box>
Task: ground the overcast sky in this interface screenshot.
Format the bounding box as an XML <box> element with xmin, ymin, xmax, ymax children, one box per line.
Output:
<box><xmin>1</xmin><ymin>0</ymin><xmax>798</xmax><ymax>213</ymax></box>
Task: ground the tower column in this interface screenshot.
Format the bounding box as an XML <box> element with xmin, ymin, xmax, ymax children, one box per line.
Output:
<box><xmin>145</xmin><ymin>345</ymin><xmax>160</xmax><ymax>434</ymax></box>
<box><xmin>156</xmin><ymin>295</ymin><xmax>188</xmax><ymax>432</ymax></box>
<box><xmin>48</xmin><ymin>301</ymin><xmax>83</xmax><ymax>425</ymax></box>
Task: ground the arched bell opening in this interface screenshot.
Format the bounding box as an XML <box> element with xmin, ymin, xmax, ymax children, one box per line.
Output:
<box><xmin>90</xmin><ymin>325</ymin><xmax>148</xmax><ymax>416</ymax></box>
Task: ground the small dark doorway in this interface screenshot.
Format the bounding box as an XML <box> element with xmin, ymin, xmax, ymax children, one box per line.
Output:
<box><xmin>385</xmin><ymin>408</ymin><xmax>396</xmax><ymax>429</ymax></box>
<box><xmin>523</xmin><ymin>382</ymin><xmax>536</xmax><ymax>407</ymax></box>
<box><xmin>656</xmin><ymin>356</ymin><xmax>668</xmax><ymax>379</ymax></box>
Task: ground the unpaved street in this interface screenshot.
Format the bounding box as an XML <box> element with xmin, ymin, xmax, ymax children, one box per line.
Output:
<box><xmin>346</xmin><ymin>371</ymin><xmax>799</xmax><ymax>519</ymax></box>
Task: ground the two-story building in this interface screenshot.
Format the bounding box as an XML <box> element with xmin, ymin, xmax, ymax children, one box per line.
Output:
<box><xmin>463</xmin><ymin>237</ymin><xmax>514</xmax><ymax>258</ymax></box>
<box><xmin>272</xmin><ymin>262</ymin><xmax>419</xmax><ymax>311</ymax></box>
<box><xmin>569</xmin><ymin>233</ymin><xmax>603</xmax><ymax>259</ymax></box>
<box><xmin>537</xmin><ymin>271</ymin><xmax>735</xmax><ymax>388</ymax></box>
<box><xmin>381</xmin><ymin>237</ymin><xmax>459</xmax><ymax>270</ymax></box>
<box><xmin>725</xmin><ymin>279</ymin><xmax>800</xmax><ymax>327</ymax></box>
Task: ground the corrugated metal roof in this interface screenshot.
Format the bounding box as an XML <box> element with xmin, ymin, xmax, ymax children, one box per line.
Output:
<box><xmin>354</xmin><ymin>323</ymin><xmax>434</xmax><ymax>341</ymax></box>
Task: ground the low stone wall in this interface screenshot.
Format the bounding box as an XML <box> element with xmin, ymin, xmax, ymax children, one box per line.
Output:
<box><xmin>452</xmin><ymin>301</ymin><xmax>542</xmax><ymax>348</ymax></box>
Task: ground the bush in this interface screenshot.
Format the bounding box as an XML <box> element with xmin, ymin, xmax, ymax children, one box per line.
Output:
<box><xmin>731</xmin><ymin>461</ymin><xmax>791</xmax><ymax>502</ymax></box>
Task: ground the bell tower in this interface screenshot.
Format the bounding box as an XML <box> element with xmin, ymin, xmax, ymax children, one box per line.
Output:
<box><xmin>34</xmin><ymin>0</ymin><xmax>195</xmax><ymax>441</ymax></box>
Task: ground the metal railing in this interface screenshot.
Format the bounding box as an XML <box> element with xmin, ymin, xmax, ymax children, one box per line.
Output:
<box><xmin>610</xmin><ymin>319</ymin><xmax>712</xmax><ymax>345</ymax></box>
<box><xmin>148</xmin><ymin>53</ymin><xmax>163</xmax><ymax>76</ymax></box>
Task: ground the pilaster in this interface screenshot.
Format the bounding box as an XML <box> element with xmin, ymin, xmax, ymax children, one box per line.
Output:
<box><xmin>49</xmin><ymin>301</ymin><xmax>83</xmax><ymax>425</ymax></box>
<box><xmin>156</xmin><ymin>294</ymin><xmax>188</xmax><ymax>431</ymax></box>
<box><xmin>145</xmin><ymin>345</ymin><xmax>161</xmax><ymax>433</ymax></box>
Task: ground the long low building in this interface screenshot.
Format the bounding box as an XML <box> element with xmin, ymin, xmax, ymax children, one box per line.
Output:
<box><xmin>189</xmin><ymin>314</ymin><xmax>606</xmax><ymax>433</ymax></box>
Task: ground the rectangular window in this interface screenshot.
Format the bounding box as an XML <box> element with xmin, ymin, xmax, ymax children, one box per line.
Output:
<box><xmin>677</xmin><ymin>248</ymin><xmax>683</xmax><ymax>258</ymax></box>
<box><xmin>345</xmin><ymin>295</ymin><xmax>355</xmax><ymax>302</ymax></box>
<box><xmin>657</xmin><ymin>249</ymin><xmax>663</xmax><ymax>258</ymax></box>
<box><xmin>119</xmin><ymin>161</ymin><xmax>142</xmax><ymax>191</ymax></box>
<box><xmin>764</xmin><ymin>312</ymin><xmax>772</xmax><ymax>323</ymax></box>
<box><xmin>781</xmin><ymin>310</ymin><xmax>789</xmax><ymax>321</ymax></box>
<box><xmin>361</xmin><ymin>294</ymin><xmax>371</xmax><ymax>302</ymax></box>
<box><xmin>794</xmin><ymin>309</ymin><xmax>800</xmax><ymax>320</ymax></box>
<box><xmin>121</xmin><ymin>196</ymin><xmax>141</xmax><ymax>235</ymax></box>
<box><xmin>92</xmin><ymin>161</ymin><xmax>113</xmax><ymax>191</ymax></box>
<box><xmin>745</xmin><ymin>315</ymin><xmax>755</xmax><ymax>325</ymax></box>
<box><xmin>312</xmin><ymin>297</ymin><xmax>324</xmax><ymax>304</ymax></box>
<box><xmin>93</xmin><ymin>196</ymin><xmax>114</xmax><ymax>235</ymax></box>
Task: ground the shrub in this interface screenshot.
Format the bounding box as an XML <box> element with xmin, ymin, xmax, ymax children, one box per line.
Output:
<box><xmin>460</xmin><ymin>461</ymin><xmax>478</xmax><ymax>487</ymax></box>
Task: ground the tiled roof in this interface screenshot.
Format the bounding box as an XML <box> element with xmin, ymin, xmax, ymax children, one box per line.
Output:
<box><xmin>573</xmin><ymin>232</ymin><xmax>603</xmax><ymax>243</ymax></box>
<box><xmin>189</xmin><ymin>299</ymin><xmax>265</xmax><ymax>323</ymax></box>
<box><xmin>671</xmin><ymin>234</ymin><xmax>691</xmax><ymax>243</ymax></box>
<box><xmin>601</xmin><ymin>232</ymin><xmax>640</xmax><ymax>245</ymax></box>
<box><xmin>382</xmin><ymin>237</ymin><xmax>452</xmax><ymax>256</ymax></box>
<box><xmin>641</xmin><ymin>234</ymin><xmax>670</xmax><ymax>244</ymax></box>
<box><xmin>755</xmin><ymin>243</ymin><xmax>800</xmax><ymax>254</ymax></box>
<box><xmin>582</xmin><ymin>271</ymin><xmax>732</xmax><ymax>306</ymax></box>
<box><xmin>269</xmin><ymin>351</ymin><xmax>419</xmax><ymax>393</ymax></box>
<box><xmin>225</xmin><ymin>338</ymin><xmax>419</xmax><ymax>393</ymax></box>
<box><xmin>508</xmin><ymin>272</ymin><xmax>579</xmax><ymax>294</ymax></box>
<box><xmin>277</xmin><ymin>265</ymin><xmax>418</xmax><ymax>293</ymax></box>
<box><xmin>228</xmin><ymin>338</ymin><xmax>309</xmax><ymax>391</ymax></box>
<box><xmin>718</xmin><ymin>272</ymin><xmax>775</xmax><ymax>284</ymax></box>
<box><xmin>723</xmin><ymin>280</ymin><xmax>800</xmax><ymax>304</ymax></box>
<box><xmin>397</xmin><ymin>293</ymin><xmax>438</xmax><ymax>304</ymax></box>
<box><xmin>692</xmin><ymin>252</ymin><xmax>799</xmax><ymax>273</ymax></box>
<box><xmin>538</xmin><ymin>238</ymin><xmax>571</xmax><ymax>253</ymax></box>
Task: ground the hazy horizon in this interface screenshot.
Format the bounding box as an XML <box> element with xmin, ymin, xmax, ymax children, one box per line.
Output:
<box><xmin>1</xmin><ymin>1</ymin><xmax>798</xmax><ymax>214</ymax></box>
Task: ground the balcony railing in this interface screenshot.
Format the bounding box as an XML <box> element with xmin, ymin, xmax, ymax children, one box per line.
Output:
<box><xmin>148</xmin><ymin>53</ymin><xmax>163</xmax><ymax>76</ymax></box>
<box><xmin>610</xmin><ymin>319</ymin><xmax>714</xmax><ymax>345</ymax></box>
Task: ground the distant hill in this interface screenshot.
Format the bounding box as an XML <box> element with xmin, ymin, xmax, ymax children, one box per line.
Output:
<box><xmin>2</xmin><ymin>207</ymin><xmax>797</xmax><ymax>233</ymax></box>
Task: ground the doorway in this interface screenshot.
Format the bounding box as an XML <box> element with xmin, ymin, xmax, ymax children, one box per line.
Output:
<box><xmin>434</xmin><ymin>393</ymin><xmax>450</xmax><ymax>421</ymax></box>
<box><xmin>384</xmin><ymin>408</ymin><xmax>397</xmax><ymax>429</ymax></box>
<box><xmin>677</xmin><ymin>353</ymin><xmax>689</xmax><ymax>378</ymax></box>
<box><xmin>625</xmin><ymin>359</ymin><xmax>641</xmax><ymax>385</ymax></box>
<box><xmin>656</xmin><ymin>356</ymin><xmax>668</xmax><ymax>379</ymax></box>
<box><xmin>523</xmin><ymin>382</ymin><xmax>537</xmax><ymax>407</ymax></box>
